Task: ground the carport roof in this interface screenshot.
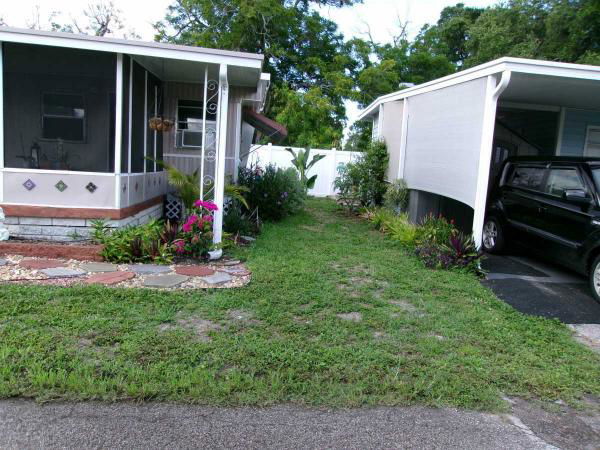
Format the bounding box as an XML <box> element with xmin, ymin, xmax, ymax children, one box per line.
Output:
<box><xmin>358</xmin><ymin>57</ymin><xmax>600</xmax><ymax>119</ymax></box>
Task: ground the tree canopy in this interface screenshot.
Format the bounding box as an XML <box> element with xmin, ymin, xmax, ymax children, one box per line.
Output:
<box><xmin>155</xmin><ymin>0</ymin><xmax>600</xmax><ymax>149</ymax></box>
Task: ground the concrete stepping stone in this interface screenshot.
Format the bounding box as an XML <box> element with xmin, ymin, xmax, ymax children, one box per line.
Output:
<box><xmin>143</xmin><ymin>274</ymin><xmax>189</xmax><ymax>288</ymax></box>
<box><xmin>19</xmin><ymin>258</ymin><xmax>65</xmax><ymax>270</ymax></box>
<box><xmin>127</xmin><ymin>264</ymin><xmax>172</xmax><ymax>274</ymax></box>
<box><xmin>221</xmin><ymin>266</ymin><xmax>251</xmax><ymax>276</ymax></box>
<box><xmin>80</xmin><ymin>262</ymin><xmax>118</xmax><ymax>273</ymax></box>
<box><xmin>85</xmin><ymin>271</ymin><xmax>135</xmax><ymax>285</ymax></box>
<box><xmin>220</xmin><ymin>260</ymin><xmax>241</xmax><ymax>267</ymax></box>
<box><xmin>174</xmin><ymin>265</ymin><xmax>215</xmax><ymax>277</ymax></box>
<box><xmin>40</xmin><ymin>268</ymin><xmax>87</xmax><ymax>278</ymax></box>
<box><xmin>200</xmin><ymin>271</ymin><xmax>233</xmax><ymax>285</ymax></box>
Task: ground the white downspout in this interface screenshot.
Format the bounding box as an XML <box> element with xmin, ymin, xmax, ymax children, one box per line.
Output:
<box><xmin>472</xmin><ymin>70</ymin><xmax>511</xmax><ymax>249</ymax></box>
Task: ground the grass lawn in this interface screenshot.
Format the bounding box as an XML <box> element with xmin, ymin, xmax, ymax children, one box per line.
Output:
<box><xmin>0</xmin><ymin>198</ymin><xmax>599</xmax><ymax>411</ymax></box>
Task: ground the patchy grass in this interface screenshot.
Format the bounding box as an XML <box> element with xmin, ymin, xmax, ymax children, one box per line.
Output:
<box><xmin>0</xmin><ymin>198</ymin><xmax>599</xmax><ymax>410</ymax></box>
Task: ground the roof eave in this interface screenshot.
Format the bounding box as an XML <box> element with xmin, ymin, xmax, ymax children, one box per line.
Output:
<box><xmin>0</xmin><ymin>26</ymin><xmax>264</xmax><ymax>70</ymax></box>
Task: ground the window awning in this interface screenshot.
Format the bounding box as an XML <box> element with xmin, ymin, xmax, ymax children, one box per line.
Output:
<box><xmin>242</xmin><ymin>107</ymin><xmax>287</xmax><ymax>143</ymax></box>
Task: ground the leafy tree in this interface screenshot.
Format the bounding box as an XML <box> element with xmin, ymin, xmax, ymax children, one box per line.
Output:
<box><xmin>344</xmin><ymin>121</ymin><xmax>372</xmax><ymax>152</ymax></box>
<box><xmin>155</xmin><ymin>0</ymin><xmax>360</xmax><ymax>147</ymax></box>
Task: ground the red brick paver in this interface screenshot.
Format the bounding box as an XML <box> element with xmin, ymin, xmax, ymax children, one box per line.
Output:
<box><xmin>19</xmin><ymin>258</ymin><xmax>66</xmax><ymax>270</ymax></box>
<box><xmin>85</xmin><ymin>271</ymin><xmax>136</xmax><ymax>285</ymax></box>
<box><xmin>174</xmin><ymin>265</ymin><xmax>216</xmax><ymax>277</ymax></box>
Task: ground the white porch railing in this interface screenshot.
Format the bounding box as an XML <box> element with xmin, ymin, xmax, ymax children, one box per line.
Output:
<box><xmin>247</xmin><ymin>144</ymin><xmax>363</xmax><ymax>197</ymax></box>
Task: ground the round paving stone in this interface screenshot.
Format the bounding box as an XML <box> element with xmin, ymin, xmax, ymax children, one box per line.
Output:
<box><xmin>80</xmin><ymin>262</ymin><xmax>118</xmax><ymax>273</ymax></box>
<box><xmin>40</xmin><ymin>268</ymin><xmax>87</xmax><ymax>278</ymax></box>
<box><xmin>126</xmin><ymin>264</ymin><xmax>172</xmax><ymax>274</ymax></box>
<box><xmin>143</xmin><ymin>274</ymin><xmax>189</xmax><ymax>288</ymax></box>
<box><xmin>174</xmin><ymin>265</ymin><xmax>215</xmax><ymax>277</ymax></box>
<box><xmin>85</xmin><ymin>271</ymin><xmax>135</xmax><ymax>285</ymax></box>
<box><xmin>19</xmin><ymin>259</ymin><xmax>66</xmax><ymax>270</ymax></box>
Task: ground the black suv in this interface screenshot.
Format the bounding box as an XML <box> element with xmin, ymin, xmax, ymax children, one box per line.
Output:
<box><xmin>484</xmin><ymin>157</ymin><xmax>600</xmax><ymax>302</ymax></box>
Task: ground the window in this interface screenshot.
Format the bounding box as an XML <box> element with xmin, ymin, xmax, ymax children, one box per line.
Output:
<box><xmin>508</xmin><ymin>166</ymin><xmax>545</xmax><ymax>191</ymax></box>
<box><xmin>176</xmin><ymin>99</ymin><xmax>216</xmax><ymax>149</ymax></box>
<box><xmin>42</xmin><ymin>93</ymin><xmax>85</xmax><ymax>142</ymax></box>
<box><xmin>544</xmin><ymin>168</ymin><xmax>585</xmax><ymax>197</ymax></box>
<box><xmin>585</xmin><ymin>126</ymin><xmax>600</xmax><ymax>157</ymax></box>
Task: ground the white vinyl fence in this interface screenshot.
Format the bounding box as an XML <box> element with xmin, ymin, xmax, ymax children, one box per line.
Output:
<box><xmin>247</xmin><ymin>144</ymin><xmax>363</xmax><ymax>197</ymax></box>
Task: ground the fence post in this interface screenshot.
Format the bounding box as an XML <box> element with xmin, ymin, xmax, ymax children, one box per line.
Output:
<box><xmin>328</xmin><ymin>147</ymin><xmax>338</xmax><ymax>196</ymax></box>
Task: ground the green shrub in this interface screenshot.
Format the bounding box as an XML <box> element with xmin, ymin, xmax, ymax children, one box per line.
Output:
<box><xmin>415</xmin><ymin>214</ymin><xmax>456</xmax><ymax>246</ymax></box>
<box><xmin>224</xmin><ymin>201</ymin><xmax>259</xmax><ymax>236</ymax></box>
<box><xmin>384</xmin><ymin>179</ymin><xmax>409</xmax><ymax>212</ymax></box>
<box><xmin>91</xmin><ymin>219</ymin><xmax>173</xmax><ymax>264</ymax></box>
<box><xmin>369</xmin><ymin>207</ymin><xmax>396</xmax><ymax>231</ymax></box>
<box><xmin>334</xmin><ymin>140</ymin><xmax>388</xmax><ymax>210</ymax></box>
<box><xmin>386</xmin><ymin>213</ymin><xmax>417</xmax><ymax>245</ymax></box>
<box><xmin>238</xmin><ymin>164</ymin><xmax>305</xmax><ymax>221</ymax></box>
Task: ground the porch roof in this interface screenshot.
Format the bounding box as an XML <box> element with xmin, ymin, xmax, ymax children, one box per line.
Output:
<box><xmin>0</xmin><ymin>26</ymin><xmax>264</xmax><ymax>86</ymax></box>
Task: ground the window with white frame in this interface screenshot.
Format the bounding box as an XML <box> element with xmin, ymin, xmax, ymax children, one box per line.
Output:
<box><xmin>42</xmin><ymin>93</ymin><xmax>86</xmax><ymax>142</ymax></box>
<box><xmin>176</xmin><ymin>99</ymin><xmax>216</xmax><ymax>149</ymax></box>
<box><xmin>585</xmin><ymin>126</ymin><xmax>600</xmax><ymax>157</ymax></box>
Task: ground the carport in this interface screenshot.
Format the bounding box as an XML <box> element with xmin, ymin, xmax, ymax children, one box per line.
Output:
<box><xmin>358</xmin><ymin>57</ymin><xmax>600</xmax><ymax>247</ymax></box>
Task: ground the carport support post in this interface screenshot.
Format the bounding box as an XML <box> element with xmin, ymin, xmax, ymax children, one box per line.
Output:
<box><xmin>472</xmin><ymin>71</ymin><xmax>511</xmax><ymax>249</ymax></box>
<box><xmin>212</xmin><ymin>64</ymin><xmax>228</xmax><ymax>250</ymax></box>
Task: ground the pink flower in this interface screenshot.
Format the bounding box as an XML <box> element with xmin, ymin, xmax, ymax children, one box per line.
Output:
<box><xmin>182</xmin><ymin>215</ymin><xmax>199</xmax><ymax>232</ymax></box>
<box><xmin>182</xmin><ymin>222</ymin><xmax>192</xmax><ymax>233</ymax></box>
<box><xmin>202</xmin><ymin>215</ymin><xmax>213</xmax><ymax>222</ymax></box>
<box><xmin>173</xmin><ymin>240</ymin><xmax>185</xmax><ymax>254</ymax></box>
<box><xmin>193</xmin><ymin>200</ymin><xmax>218</xmax><ymax>212</ymax></box>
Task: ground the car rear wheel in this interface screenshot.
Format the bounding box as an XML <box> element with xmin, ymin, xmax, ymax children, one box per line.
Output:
<box><xmin>482</xmin><ymin>217</ymin><xmax>505</xmax><ymax>254</ymax></box>
<box><xmin>589</xmin><ymin>255</ymin><xmax>600</xmax><ymax>303</ymax></box>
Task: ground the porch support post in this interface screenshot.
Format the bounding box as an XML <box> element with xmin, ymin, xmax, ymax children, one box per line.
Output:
<box><xmin>114</xmin><ymin>53</ymin><xmax>123</xmax><ymax>209</ymax></box>
<box><xmin>0</xmin><ymin>42</ymin><xmax>4</xmax><ymax>203</ymax></box>
<box><xmin>213</xmin><ymin>64</ymin><xmax>228</xmax><ymax>247</ymax></box>
<box><xmin>472</xmin><ymin>71</ymin><xmax>511</xmax><ymax>248</ymax></box>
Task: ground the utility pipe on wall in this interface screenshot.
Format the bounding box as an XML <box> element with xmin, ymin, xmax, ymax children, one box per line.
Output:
<box><xmin>472</xmin><ymin>70</ymin><xmax>511</xmax><ymax>248</ymax></box>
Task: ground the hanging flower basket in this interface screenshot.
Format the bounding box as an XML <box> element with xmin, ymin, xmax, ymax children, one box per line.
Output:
<box><xmin>148</xmin><ymin>117</ymin><xmax>175</xmax><ymax>132</ymax></box>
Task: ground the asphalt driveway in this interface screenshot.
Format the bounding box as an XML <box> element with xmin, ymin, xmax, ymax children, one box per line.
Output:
<box><xmin>481</xmin><ymin>254</ymin><xmax>600</xmax><ymax>324</ymax></box>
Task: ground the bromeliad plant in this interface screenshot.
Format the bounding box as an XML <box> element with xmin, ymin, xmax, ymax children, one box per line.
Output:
<box><xmin>172</xmin><ymin>199</ymin><xmax>218</xmax><ymax>259</ymax></box>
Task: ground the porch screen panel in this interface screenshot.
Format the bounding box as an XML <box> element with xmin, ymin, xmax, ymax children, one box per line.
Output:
<box><xmin>130</xmin><ymin>61</ymin><xmax>146</xmax><ymax>173</ymax></box>
<box><xmin>403</xmin><ymin>77</ymin><xmax>488</xmax><ymax>209</ymax></box>
<box><xmin>2</xmin><ymin>43</ymin><xmax>116</xmax><ymax>172</ymax></box>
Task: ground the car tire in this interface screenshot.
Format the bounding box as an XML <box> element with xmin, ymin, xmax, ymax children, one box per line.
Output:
<box><xmin>482</xmin><ymin>217</ymin><xmax>505</xmax><ymax>254</ymax></box>
<box><xmin>588</xmin><ymin>255</ymin><xmax>600</xmax><ymax>303</ymax></box>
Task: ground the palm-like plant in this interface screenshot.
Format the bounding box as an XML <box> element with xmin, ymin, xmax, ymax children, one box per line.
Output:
<box><xmin>154</xmin><ymin>159</ymin><xmax>248</xmax><ymax>214</ymax></box>
<box><xmin>285</xmin><ymin>147</ymin><xmax>326</xmax><ymax>191</ymax></box>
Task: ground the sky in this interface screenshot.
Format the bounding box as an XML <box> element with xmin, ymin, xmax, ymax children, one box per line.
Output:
<box><xmin>0</xmin><ymin>0</ymin><xmax>497</xmax><ymax>139</ymax></box>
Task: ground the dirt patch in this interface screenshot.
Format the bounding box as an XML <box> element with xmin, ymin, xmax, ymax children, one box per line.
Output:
<box><xmin>159</xmin><ymin>315</ymin><xmax>222</xmax><ymax>342</ymax></box>
<box><xmin>389</xmin><ymin>300</ymin><xmax>424</xmax><ymax>316</ymax></box>
<box><xmin>373</xmin><ymin>331</ymin><xmax>388</xmax><ymax>340</ymax></box>
<box><xmin>300</xmin><ymin>224</ymin><xmax>324</xmax><ymax>233</ymax></box>
<box><xmin>228</xmin><ymin>309</ymin><xmax>262</xmax><ymax>325</ymax></box>
<box><xmin>336</xmin><ymin>312</ymin><xmax>362</xmax><ymax>322</ymax></box>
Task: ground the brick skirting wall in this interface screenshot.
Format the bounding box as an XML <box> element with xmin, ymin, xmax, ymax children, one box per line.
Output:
<box><xmin>3</xmin><ymin>200</ymin><xmax>164</xmax><ymax>242</ymax></box>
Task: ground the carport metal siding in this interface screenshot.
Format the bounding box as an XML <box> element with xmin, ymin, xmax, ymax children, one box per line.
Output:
<box><xmin>403</xmin><ymin>77</ymin><xmax>489</xmax><ymax>209</ymax></box>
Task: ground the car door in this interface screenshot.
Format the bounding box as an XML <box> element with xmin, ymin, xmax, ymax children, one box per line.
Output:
<box><xmin>502</xmin><ymin>163</ymin><xmax>548</xmax><ymax>238</ymax></box>
<box><xmin>534</xmin><ymin>164</ymin><xmax>594</xmax><ymax>264</ymax></box>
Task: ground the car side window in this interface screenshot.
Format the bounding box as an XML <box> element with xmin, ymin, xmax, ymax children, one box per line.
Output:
<box><xmin>508</xmin><ymin>166</ymin><xmax>545</xmax><ymax>191</ymax></box>
<box><xmin>544</xmin><ymin>168</ymin><xmax>585</xmax><ymax>197</ymax></box>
